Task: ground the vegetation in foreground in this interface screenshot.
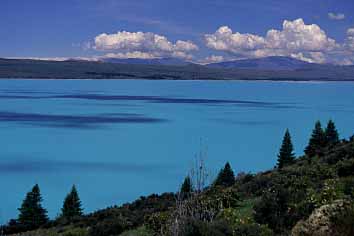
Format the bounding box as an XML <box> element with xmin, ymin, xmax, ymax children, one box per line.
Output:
<box><xmin>1</xmin><ymin>120</ymin><xmax>354</xmax><ymax>236</ymax></box>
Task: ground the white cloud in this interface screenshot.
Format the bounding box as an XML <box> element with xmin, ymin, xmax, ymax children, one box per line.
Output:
<box><xmin>205</xmin><ymin>26</ymin><xmax>265</xmax><ymax>52</ymax></box>
<box><xmin>290</xmin><ymin>52</ymin><xmax>326</xmax><ymax>64</ymax></box>
<box><xmin>347</xmin><ymin>28</ymin><xmax>354</xmax><ymax>36</ymax></box>
<box><xmin>175</xmin><ymin>40</ymin><xmax>199</xmax><ymax>51</ymax></box>
<box><xmin>93</xmin><ymin>31</ymin><xmax>198</xmax><ymax>59</ymax></box>
<box><xmin>345</xmin><ymin>28</ymin><xmax>354</xmax><ymax>51</ymax></box>
<box><xmin>7</xmin><ymin>57</ymin><xmax>99</xmax><ymax>62</ymax></box>
<box><xmin>265</xmin><ymin>19</ymin><xmax>338</xmax><ymax>52</ymax></box>
<box><xmin>205</xmin><ymin>18</ymin><xmax>353</xmax><ymax>65</ymax></box>
<box><xmin>198</xmin><ymin>55</ymin><xmax>225</xmax><ymax>64</ymax></box>
<box><xmin>328</xmin><ymin>12</ymin><xmax>345</xmax><ymax>20</ymax></box>
<box><xmin>102</xmin><ymin>51</ymin><xmax>157</xmax><ymax>59</ymax></box>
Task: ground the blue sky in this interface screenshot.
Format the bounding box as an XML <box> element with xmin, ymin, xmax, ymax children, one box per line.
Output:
<box><xmin>1</xmin><ymin>0</ymin><xmax>354</xmax><ymax>64</ymax></box>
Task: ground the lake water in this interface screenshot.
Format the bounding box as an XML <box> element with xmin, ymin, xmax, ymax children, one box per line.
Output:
<box><xmin>1</xmin><ymin>79</ymin><xmax>354</xmax><ymax>223</ymax></box>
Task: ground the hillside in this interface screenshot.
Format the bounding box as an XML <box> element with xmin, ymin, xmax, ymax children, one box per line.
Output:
<box><xmin>206</xmin><ymin>56</ymin><xmax>314</xmax><ymax>70</ymax></box>
<box><xmin>100</xmin><ymin>57</ymin><xmax>192</xmax><ymax>66</ymax></box>
<box><xmin>2</xmin><ymin>121</ymin><xmax>354</xmax><ymax>236</ymax></box>
<box><xmin>0</xmin><ymin>58</ymin><xmax>354</xmax><ymax>81</ymax></box>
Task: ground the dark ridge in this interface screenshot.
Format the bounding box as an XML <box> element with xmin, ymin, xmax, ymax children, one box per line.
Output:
<box><xmin>207</xmin><ymin>56</ymin><xmax>314</xmax><ymax>70</ymax></box>
<box><xmin>1</xmin><ymin>58</ymin><xmax>354</xmax><ymax>81</ymax></box>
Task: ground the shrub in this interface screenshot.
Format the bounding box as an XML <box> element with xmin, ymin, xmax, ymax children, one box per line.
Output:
<box><xmin>182</xmin><ymin>219</ymin><xmax>232</xmax><ymax>236</ymax></box>
<box><xmin>233</xmin><ymin>223</ymin><xmax>274</xmax><ymax>236</ymax></box>
<box><xmin>144</xmin><ymin>211</ymin><xmax>169</xmax><ymax>235</ymax></box>
<box><xmin>337</xmin><ymin>159</ymin><xmax>354</xmax><ymax>177</ymax></box>
<box><xmin>342</xmin><ymin>177</ymin><xmax>354</xmax><ymax>197</ymax></box>
<box><xmin>253</xmin><ymin>184</ymin><xmax>297</xmax><ymax>233</ymax></box>
<box><xmin>63</xmin><ymin>227</ymin><xmax>88</xmax><ymax>236</ymax></box>
<box><xmin>119</xmin><ymin>226</ymin><xmax>153</xmax><ymax>236</ymax></box>
<box><xmin>88</xmin><ymin>218</ymin><xmax>126</xmax><ymax>236</ymax></box>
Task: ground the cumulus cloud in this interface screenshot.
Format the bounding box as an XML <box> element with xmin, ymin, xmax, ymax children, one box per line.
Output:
<box><xmin>205</xmin><ymin>18</ymin><xmax>353</xmax><ymax>65</ymax></box>
<box><xmin>198</xmin><ymin>55</ymin><xmax>226</xmax><ymax>64</ymax></box>
<box><xmin>205</xmin><ymin>26</ymin><xmax>266</xmax><ymax>52</ymax></box>
<box><xmin>328</xmin><ymin>12</ymin><xmax>345</xmax><ymax>20</ymax></box>
<box><xmin>345</xmin><ymin>28</ymin><xmax>354</xmax><ymax>51</ymax></box>
<box><xmin>93</xmin><ymin>31</ymin><xmax>198</xmax><ymax>59</ymax></box>
<box><xmin>265</xmin><ymin>19</ymin><xmax>338</xmax><ymax>52</ymax></box>
<box><xmin>205</xmin><ymin>55</ymin><xmax>225</xmax><ymax>63</ymax></box>
<box><xmin>290</xmin><ymin>52</ymin><xmax>326</xmax><ymax>64</ymax></box>
<box><xmin>102</xmin><ymin>51</ymin><xmax>157</xmax><ymax>59</ymax></box>
<box><xmin>7</xmin><ymin>57</ymin><xmax>99</xmax><ymax>62</ymax></box>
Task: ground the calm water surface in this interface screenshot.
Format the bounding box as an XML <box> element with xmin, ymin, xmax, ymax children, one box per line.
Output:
<box><xmin>1</xmin><ymin>79</ymin><xmax>354</xmax><ymax>222</ymax></box>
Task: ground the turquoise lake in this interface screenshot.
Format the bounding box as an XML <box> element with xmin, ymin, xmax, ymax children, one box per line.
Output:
<box><xmin>1</xmin><ymin>79</ymin><xmax>354</xmax><ymax>223</ymax></box>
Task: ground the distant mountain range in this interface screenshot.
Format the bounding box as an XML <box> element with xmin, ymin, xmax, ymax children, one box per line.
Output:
<box><xmin>206</xmin><ymin>56</ymin><xmax>320</xmax><ymax>70</ymax></box>
<box><xmin>98</xmin><ymin>56</ymin><xmax>346</xmax><ymax>71</ymax></box>
<box><xmin>0</xmin><ymin>57</ymin><xmax>353</xmax><ymax>81</ymax></box>
<box><xmin>99</xmin><ymin>56</ymin><xmax>319</xmax><ymax>70</ymax></box>
<box><xmin>100</xmin><ymin>57</ymin><xmax>191</xmax><ymax>66</ymax></box>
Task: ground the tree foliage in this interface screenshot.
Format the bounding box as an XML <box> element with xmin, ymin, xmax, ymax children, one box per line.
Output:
<box><xmin>180</xmin><ymin>176</ymin><xmax>193</xmax><ymax>199</ymax></box>
<box><xmin>18</xmin><ymin>184</ymin><xmax>48</xmax><ymax>230</ymax></box>
<box><xmin>325</xmin><ymin>120</ymin><xmax>339</xmax><ymax>145</ymax></box>
<box><xmin>61</xmin><ymin>185</ymin><xmax>83</xmax><ymax>220</ymax></box>
<box><xmin>305</xmin><ymin>121</ymin><xmax>326</xmax><ymax>157</ymax></box>
<box><xmin>214</xmin><ymin>162</ymin><xmax>235</xmax><ymax>187</ymax></box>
<box><xmin>277</xmin><ymin>129</ymin><xmax>295</xmax><ymax>169</ymax></box>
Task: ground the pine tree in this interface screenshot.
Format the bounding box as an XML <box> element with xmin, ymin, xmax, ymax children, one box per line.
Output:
<box><xmin>325</xmin><ymin>120</ymin><xmax>339</xmax><ymax>145</ymax></box>
<box><xmin>180</xmin><ymin>176</ymin><xmax>193</xmax><ymax>199</ymax></box>
<box><xmin>214</xmin><ymin>162</ymin><xmax>235</xmax><ymax>187</ymax></box>
<box><xmin>180</xmin><ymin>176</ymin><xmax>193</xmax><ymax>194</ymax></box>
<box><xmin>277</xmin><ymin>129</ymin><xmax>295</xmax><ymax>169</ymax></box>
<box><xmin>61</xmin><ymin>185</ymin><xmax>83</xmax><ymax>220</ymax></box>
<box><xmin>304</xmin><ymin>121</ymin><xmax>326</xmax><ymax>157</ymax></box>
<box><xmin>18</xmin><ymin>184</ymin><xmax>48</xmax><ymax>229</ymax></box>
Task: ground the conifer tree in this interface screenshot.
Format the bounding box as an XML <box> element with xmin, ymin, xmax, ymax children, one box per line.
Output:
<box><xmin>325</xmin><ymin>119</ymin><xmax>339</xmax><ymax>145</ymax></box>
<box><xmin>180</xmin><ymin>176</ymin><xmax>193</xmax><ymax>199</ymax></box>
<box><xmin>304</xmin><ymin>121</ymin><xmax>326</xmax><ymax>157</ymax></box>
<box><xmin>180</xmin><ymin>176</ymin><xmax>193</xmax><ymax>194</ymax></box>
<box><xmin>277</xmin><ymin>129</ymin><xmax>295</xmax><ymax>169</ymax></box>
<box><xmin>61</xmin><ymin>185</ymin><xmax>83</xmax><ymax>220</ymax></box>
<box><xmin>18</xmin><ymin>184</ymin><xmax>48</xmax><ymax>229</ymax></box>
<box><xmin>214</xmin><ymin>162</ymin><xmax>235</xmax><ymax>187</ymax></box>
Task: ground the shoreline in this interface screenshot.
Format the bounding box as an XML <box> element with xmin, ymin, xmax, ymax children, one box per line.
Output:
<box><xmin>1</xmin><ymin>77</ymin><xmax>354</xmax><ymax>83</ymax></box>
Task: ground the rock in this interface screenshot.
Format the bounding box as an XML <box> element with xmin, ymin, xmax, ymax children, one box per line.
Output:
<box><xmin>291</xmin><ymin>199</ymin><xmax>354</xmax><ymax>236</ymax></box>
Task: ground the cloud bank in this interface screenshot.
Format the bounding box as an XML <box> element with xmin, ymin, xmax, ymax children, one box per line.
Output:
<box><xmin>12</xmin><ymin>19</ymin><xmax>354</xmax><ymax>65</ymax></box>
<box><xmin>205</xmin><ymin>18</ymin><xmax>354</xmax><ymax>65</ymax></box>
<box><xmin>93</xmin><ymin>31</ymin><xmax>198</xmax><ymax>60</ymax></box>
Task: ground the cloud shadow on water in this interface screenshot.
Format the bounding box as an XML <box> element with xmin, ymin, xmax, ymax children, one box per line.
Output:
<box><xmin>0</xmin><ymin>111</ymin><xmax>167</xmax><ymax>129</ymax></box>
<box><xmin>52</xmin><ymin>94</ymin><xmax>279</xmax><ymax>106</ymax></box>
<box><xmin>0</xmin><ymin>158</ymin><xmax>167</xmax><ymax>174</ymax></box>
<box><xmin>0</xmin><ymin>93</ymin><xmax>300</xmax><ymax>109</ymax></box>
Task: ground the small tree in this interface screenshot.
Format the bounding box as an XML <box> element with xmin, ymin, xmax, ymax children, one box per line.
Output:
<box><xmin>325</xmin><ymin>119</ymin><xmax>339</xmax><ymax>145</ymax></box>
<box><xmin>304</xmin><ymin>121</ymin><xmax>326</xmax><ymax>157</ymax></box>
<box><xmin>18</xmin><ymin>184</ymin><xmax>48</xmax><ymax>229</ymax></box>
<box><xmin>277</xmin><ymin>129</ymin><xmax>295</xmax><ymax>169</ymax></box>
<box><xmin>180</xmin><ymin>176</ymin><xmax>193</xmax><ymax>198</ymax></box>
<box><xmin>214</xmin><ymin>162</ymin><xmax>235</xmax><ymax>187</ymax></box>
<box><xmin>61</xmin><ymin>185</ymin><xmax>83</xmax><ymax>220</ymax></box>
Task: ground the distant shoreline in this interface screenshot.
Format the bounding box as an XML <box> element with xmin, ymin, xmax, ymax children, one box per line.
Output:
<box><xmin>1</xmin><ymin>58</ymin><xmax>353</xmax><ymax>82</ymax></box>
<box><xmin>1</xmin><ymin>77</ymin><xmax>354</xmax><ymax>82</ymax></box>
